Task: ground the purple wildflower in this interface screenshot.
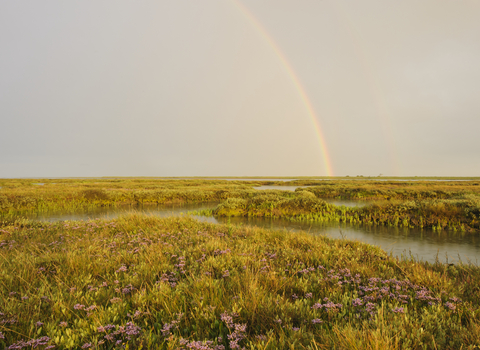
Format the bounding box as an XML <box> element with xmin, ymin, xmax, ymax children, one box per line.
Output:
<box><xmin>8</xmin><ymin>336</ymin><xmax>51</xmax><ymax>350</ymax></box>
<box><xmin>312</xmin><ymin>300</ymin><xmax>343</xmax><ymax>311</ymax></box>
<box><xmin>116</xmin><ymin>265</ymin><xmax>127</xmax><ymax>273</ymax></box>
<box><xmin>312</xmin><ymin>319</ymin><xmax>323</xmax><ymax>324</ymax></box>
<box><xmin>161</xmin><ymin>323</ymin><xmax>175</xmax><ymax>336</ymax></box>
<box><xmin>365</xmin><ymin>302</ymin><xmax>377</xmax><ymax>316</ymax></box>
<box><xmin>445</xmin><ymin>302</ymin><xmax>456</xmax><ymax>311</ymax></box>
<box><xmin>85</xmin><ymin>305</ymin><xmax>97</xmax><ymax>312</ymax></box>
<box><xmin>256</xmin><ymin>335</ymin><xmax>267</xmax><ymax>341</ymax></box>
<box><xmin>352</xmin><ymin>298</ymin><xmax>364</xmax><ymax>307</ymax></box>
<box><xmin>97</xmin><ymin>324</ymin><xmax>116</xmax><ymax>333</ymax></box>
<box><xmin>392</xmin><ymin>307</ymin><xmax>404</xmax><ymax>313</ymax></box>
<box><xmin>221</xmin><ymin>313</ymin><xmax>234</xmax><ymax>328</ymax></box>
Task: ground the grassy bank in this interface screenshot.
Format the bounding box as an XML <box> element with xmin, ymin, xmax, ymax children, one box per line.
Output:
<box><xmin>289</xmin><ymin>181</ymin><xmax>480</xmax><ymax>201</ymax></box>
<box><xmin>209</xmin><ymin>191</ymin><xmax>480</xmax><ymax>232</ymax></box>
<box><xmin>1</xmin><ymin>179</ymin><xmax>479</xmax><ymax>212</ymax></box>
<box><xmin>0</xmin><ymin>179</ymin><xmax>258</xmax><ymax>213</ymax></box>
<box><xmin>1</xmin><ymin>179</ymin><xmax>479</xmax><ymax>233</ymax></box>
<box><xmin>1</xmin><ymin>215</ymin><xmax>479</xmax><ymax>349</ymax></box>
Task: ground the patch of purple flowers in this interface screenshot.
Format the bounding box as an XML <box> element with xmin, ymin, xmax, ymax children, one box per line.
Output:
<box><xmin>116</xmin><ymin>265</ymin><xmax>127</xmax><ymax>273</ymax></box>
<box><xmin>312</xmin><ymin>300</ymin><xmax>343</xmax><ymax>311</ymax></box>
<box><xmin>99</xmin><ymin>322</ymin><xmax>142</xmax><ymax>343</ymax></box>
<box><xmin>7</xmin><ymin>336</ymin><xmax>51</xmax><ymax>350</ymax></box>
<box><xmin>178</xmin><ymin>339</ymin><xmax>225</xmax><ymax>350</ymax></box>
<box><xmin>352</xmin><ymin>298</ymin><xmax>363</xmax><ymax>307</ymax></box>
<box><xmin>221</xmin><ymin>312</ymin><xmax>247</xmax><ymax>350</ymax></box>
<box><xmin>445</xmin><ymin>302</ymin><xmax>456</xmax><ymax>311</ymax></box>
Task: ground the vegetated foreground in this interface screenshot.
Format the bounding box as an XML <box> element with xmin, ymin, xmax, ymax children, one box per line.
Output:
<box><xmin>1</xmin><ymin>178</ymin><xmax>480</xmax><ymax>233</ymax></box>
<box><xmin>1</xmin><ymin>215</ymin><xmax>479</xmax><ymax>349</ymax></box>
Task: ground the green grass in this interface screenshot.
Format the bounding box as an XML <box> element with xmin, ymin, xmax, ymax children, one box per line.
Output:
<box><xmin>1</xmin><ymin>178</ymin><xmax>480</xmax><ymax>213</ymax></box>
<box><xmin>1</xmin><ymin>179</ymin><xmax>480</xmax><ymax>232</ymax></box>
<box><xmin>208</xmin><ymin>191</ymin><xmax>480</xmax><ymax>232</ymax></box>
<box><xmin>1</xmin><ymin>179</ymin><xmax>480</xmax><ymax>234</ymax></box>
<box><xmin>1</xmin><ymin>215</ymin><xmax>480</xmax><ymax>349</ymax></box>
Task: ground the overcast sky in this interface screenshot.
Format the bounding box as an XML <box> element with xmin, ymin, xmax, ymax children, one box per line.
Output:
<box><xmin>1</xmin><ymin>0</ymin><xmax>479</xmax><ymax>177</ymax></box>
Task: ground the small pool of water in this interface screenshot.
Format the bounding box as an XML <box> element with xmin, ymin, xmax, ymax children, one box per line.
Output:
<box><xmin>323</xmin><ymin>199</ymin><xmax>368</xmax><ymax>208</ymax></box>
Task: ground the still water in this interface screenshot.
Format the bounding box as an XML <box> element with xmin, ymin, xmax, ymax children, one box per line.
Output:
<box><xmin>18</xmin><ymin>203</ymin><xmax>479</xmax><ymax>264</ymax></box>
<box><xmin>22</xmin><ymin>203</ymin><xmax>216</xmax><ymax>222</ymax></box>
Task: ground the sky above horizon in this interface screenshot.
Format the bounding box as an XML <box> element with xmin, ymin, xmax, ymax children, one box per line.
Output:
<box><xmin>1</xmin><ymin>0</ymin><xmax>479</xmax><ymax>177</ymax></box>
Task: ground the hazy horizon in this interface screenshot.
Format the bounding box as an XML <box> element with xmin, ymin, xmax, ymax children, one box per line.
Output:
<box><xmin>1</xmin><ymin>0</ymin><xmax>479</xmax><ymax>177</ymax></box>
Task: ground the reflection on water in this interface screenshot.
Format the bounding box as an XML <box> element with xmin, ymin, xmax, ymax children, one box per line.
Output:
<box><xmin>323</xmin><ymin>199</ymin><xmax>368</xmax><ymax>208</ymax></box>
<box><xmin>9</xmin><ymin>203</ymin><xmax>479</xmax><ymax>264</ymax></box>
<box><xmin>22</xmin><ymin>203</ymin><xmax>217</xmax><ymax>222</ymax></box>
<box><xmin>208</xmin><ymin>216</ymin><xmax>480</xmax><ymax>264</ymax></box>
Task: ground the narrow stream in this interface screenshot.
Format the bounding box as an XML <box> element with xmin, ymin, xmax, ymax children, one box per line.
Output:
<box><xmin>9</xmin><ymin>202</ymin><xmax>479</xmax><ymax>264</ymax></box>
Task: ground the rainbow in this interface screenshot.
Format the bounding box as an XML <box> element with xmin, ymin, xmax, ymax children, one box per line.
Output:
<box><xmin>232</xmin><ymin>0</ymin><xmax>334</xmax><ymax>177</ymax></box>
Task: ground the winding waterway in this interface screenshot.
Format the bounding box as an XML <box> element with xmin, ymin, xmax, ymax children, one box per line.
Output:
<box><xmin>15</xmin><ymin>201</ymin><xmax>479</xmax><ymax>265</ymax></box>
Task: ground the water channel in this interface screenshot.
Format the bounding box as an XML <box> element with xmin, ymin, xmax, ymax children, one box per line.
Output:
<box><xmin>16</xmin><ymin>201</ymin><xmax>479</xmax><ymax>265</ymax></box>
